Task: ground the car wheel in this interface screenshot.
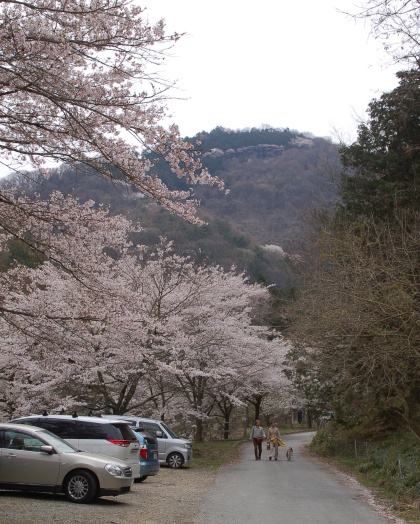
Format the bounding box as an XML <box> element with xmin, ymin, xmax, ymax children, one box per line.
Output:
<box><xmin>64</xmin><ymin>469</ymin><xmax>98</xmax><ymax>503</ymax></box>
<box><xmin>136</xmin><ymin>475</ymin><xmax>148</xmax><ymax>482</ymax></box>
<box><xmin>167</xmin><ymin>452</ymin><xmax>184</xmax><ymax>469</ymax></box>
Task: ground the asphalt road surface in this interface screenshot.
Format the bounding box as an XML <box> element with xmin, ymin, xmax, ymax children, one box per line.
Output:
<box><xmin>193</xmin><ymin>432</ymin><xmax>397</xmax><ymax>524</ymax></box>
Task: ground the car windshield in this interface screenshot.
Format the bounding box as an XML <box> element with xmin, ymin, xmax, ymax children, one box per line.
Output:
<box><xmin>37</xmin><ymin>429</ymin><xmax>79</xmax><ymax>453</ymax></box>
<box><xmin>160</xmin><ymin>422</ymin><xmax>179</xmax><ymax>439</ymax></box>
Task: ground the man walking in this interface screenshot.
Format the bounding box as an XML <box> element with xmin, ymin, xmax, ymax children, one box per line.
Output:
<box><xmin>267</xmin><ymin>420</ymin><xmax>282</xmax><ymax>460</ymax></box>
<box><xmin>250</xmin><ymin>420</ymin><xmax>266</xmax><ymax>460</ymax></box>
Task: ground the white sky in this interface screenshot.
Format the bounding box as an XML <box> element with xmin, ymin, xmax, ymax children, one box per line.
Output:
<box><xmin>143</xmin><ymin>0</ymin><xmax>400</xmax><ymax>142</ymax></box>
<box><xmin>0</xmin><ymin>0</ymin><xmax>401</xmax><ymax>178</ymax></box>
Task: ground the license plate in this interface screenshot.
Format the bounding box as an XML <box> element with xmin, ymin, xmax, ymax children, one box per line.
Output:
<box><xmin>153</xmin><ymin>451</ymin><xmax>158</xmax><ymax>459</ymax></box>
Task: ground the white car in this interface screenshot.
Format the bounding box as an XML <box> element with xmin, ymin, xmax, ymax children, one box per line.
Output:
<box><xmin>10</xmin><ymin>414</ymin><xmax>140</xmax><ymax>478</ymax></box>
<box><xmin>0</xmin><ymin>423</ymin><xmax>133</xmax><ymax>503</ymax></box>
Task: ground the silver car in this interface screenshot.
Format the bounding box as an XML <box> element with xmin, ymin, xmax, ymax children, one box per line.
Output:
<box><xmin>0</xmin><ymin>423</ymin><xmax>133</xmax><ymax>503</ymax></box>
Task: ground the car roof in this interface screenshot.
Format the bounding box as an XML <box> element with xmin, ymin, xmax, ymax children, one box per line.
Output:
<box><xmin>1</xmin><ymin>423</ymin><xmax>47</xmax><ymax>433</ymax></box>
<box><xmin>106</xmin><ymin>415</ymin><xmax>160</xmax><ymax>423</ymax></box>
<box><xmin>12</xmin><ymin>415</ymin><xmax>129</xmax><ymax>425</ymax></box>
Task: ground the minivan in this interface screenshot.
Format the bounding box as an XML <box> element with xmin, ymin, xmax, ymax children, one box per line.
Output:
<box><xmin>106</xmin><ymin>415</ymin><xmax>192</xmax><ymax>468</ymax></box>
<box><xmin>10</xmin><ymin>414</ymin><xmax>141</xmax><ymax>478</ymax></box>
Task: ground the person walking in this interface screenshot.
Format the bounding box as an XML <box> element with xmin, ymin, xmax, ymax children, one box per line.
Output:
<box><xmin>250</xmin><ymin>420</ymin><xmax>266</xmax><ymax>460</ymax></box>
<box><xmin>266</xmin><ymin>420</ymin><xmax>282</xmax><ymax>461</ymax></box>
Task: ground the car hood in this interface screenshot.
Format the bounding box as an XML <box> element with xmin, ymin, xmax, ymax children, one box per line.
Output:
<box><xmin>58</xmin><ymin>450</ymin><xmax>130</xmax><ymax>468</ymax></box>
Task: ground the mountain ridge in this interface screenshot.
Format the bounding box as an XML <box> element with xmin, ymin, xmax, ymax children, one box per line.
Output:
<box><xmin>1</xmin><ymin>127</ymin><xmax>341</xmax><ymax>288</ymax></box>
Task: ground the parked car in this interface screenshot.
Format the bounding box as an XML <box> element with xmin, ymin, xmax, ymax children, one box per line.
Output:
<box><xmin>10</xmin><ymin>413</ymin><xmax>140</xmax><ymax>479</ymax></box>
<box><xmin>0</xmin><ymin>423</ymin><xmax>133</xmax><ymax>503</ymax></box>
<box><xmin>132</xmin><ymin>428</ymin><xmax>159</xmax><ymax>482</ymax></box>
<box><xmin>106</xmin><ymin>415</ymin><xmax>192</xmax><ymax>469</ymax></box>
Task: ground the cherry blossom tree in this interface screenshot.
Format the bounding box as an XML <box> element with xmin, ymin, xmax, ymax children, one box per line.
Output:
<box><xmin>127</xmin><ymin>244</ymin><xmax>291</xmax><ymax>441</ymax></box>
<box><xmin>0</xmin><ymin>196</ymin><xmax>149</xmax><ymax>416</ymax></box>
<box><xmin>208</xmin><ymin>336</ymin><xmax>291</xmax><ymax>439</ymax></box>
<box><xmin>0</xmin><ymin>2</ymin><xmax>293</xmax><ymax>429</ymax></box>
<box><xmin>0</xmin><ymin>228</ymin><xmax>292</xmax><ymax>434</ymax></box>
<box><xmin>0</xmin><ymin>0</ymin><xmax>223</xmax><ymax>280</ymax></box>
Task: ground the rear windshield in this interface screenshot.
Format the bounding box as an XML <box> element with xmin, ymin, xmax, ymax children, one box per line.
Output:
<box><xmin>77</xmin><ymin>421</ymin><xmax>136</xmax><ymax>440</ymax></box>
<box><xmin>110</xmin><ymin>423</ymin><xmax>136</xmax><ymax>440</ymax></box>
<box><xmin>134</xmin><ymin>429</ymin><xmax>157</xmax><ymax>445</ymax></box>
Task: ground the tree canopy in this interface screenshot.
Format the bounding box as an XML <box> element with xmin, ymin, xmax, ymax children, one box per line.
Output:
<box><xmin>0</xmin><ymin>0</ymin><xmax>222</xmax><ymax>229</ymax></box>
<box><xmin>339</xmin><ymin>68</ymin><xmax>420</xmax><ymax>221</ymax></box>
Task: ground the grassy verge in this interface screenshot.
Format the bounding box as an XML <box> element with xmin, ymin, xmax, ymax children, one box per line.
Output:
<box><xmin>309</xmin><ymin>428</ymin><xmax>420</xmax><ymax>524</ymax></box>
<box><xmin>190</xmin><ymin>439</ymin><xmax>245</xmax><ymax>471</ymax></box>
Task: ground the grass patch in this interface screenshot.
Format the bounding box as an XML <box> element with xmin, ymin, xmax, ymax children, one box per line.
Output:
<box><xmin>190</xmin><ymin>439</ymin><xmax>245</xmax><ymax>471</ymax></box>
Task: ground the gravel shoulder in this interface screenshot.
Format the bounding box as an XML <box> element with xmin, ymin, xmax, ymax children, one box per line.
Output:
<box><xmin>0</xmin><ymin>466</ymin><xmax>217</xmax><ymax>524</ymax></box>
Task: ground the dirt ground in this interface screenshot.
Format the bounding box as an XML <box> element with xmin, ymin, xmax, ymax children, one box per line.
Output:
<box><xmin>0</xmin><ymin>466</ymin><xmax>216</xmax><ymax>524</ymax></box>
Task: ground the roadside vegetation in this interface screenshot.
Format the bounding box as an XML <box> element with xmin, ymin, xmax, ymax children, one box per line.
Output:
<box><xmin>310</xmin><ymin>427</ymin><xmax>420</xmax><ymax>524</ymax></box>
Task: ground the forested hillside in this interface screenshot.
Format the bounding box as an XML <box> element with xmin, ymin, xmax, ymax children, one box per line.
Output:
<box><xmin>2</xmin><ymin>127</ymin><xmax>341</xmax><ymax>288</ymax></box>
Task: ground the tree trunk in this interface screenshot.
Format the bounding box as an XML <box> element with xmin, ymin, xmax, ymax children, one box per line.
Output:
<box><xmin>195</xmin><ymin>416</ymin><xmax>204</xmax><ymax>443</ymax></box>
<box><xmin>307</xmin><ymin>409</ymin><xmax>313</xmax><ymax>429</ymax></box>
<box><xmin>254</xmin><ymin>395</ymin><xmax>262</xmax><ymax>421</ymax></box>
<box><xmin>223</xmin><ymin>415</ymin><xmax>230</xmax><ymax>440</ymax></box>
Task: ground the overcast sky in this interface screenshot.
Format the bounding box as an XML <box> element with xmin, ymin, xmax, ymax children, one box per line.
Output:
<box><xmin>143</xmin><ymin>0</ymin><xmax>400</xmax><ymax>142</ymax></box>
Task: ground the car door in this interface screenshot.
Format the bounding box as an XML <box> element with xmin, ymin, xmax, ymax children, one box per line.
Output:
<box><xmin>0</xmin><ymin>429</ymin><xmax>60</xmax><ymax>486</ymax></box>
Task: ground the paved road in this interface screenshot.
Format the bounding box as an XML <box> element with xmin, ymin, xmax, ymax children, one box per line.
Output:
<box><xmin>193</xmin><ymin>432</ymin><xmax>394</xmax><ymax>524</ymax></box>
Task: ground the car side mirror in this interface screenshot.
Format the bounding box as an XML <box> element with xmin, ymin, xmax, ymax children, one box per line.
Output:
<box><xmin>40</xmin><ymin>445</ymin><xmax>54</xmax><ymax>454</ymax></box>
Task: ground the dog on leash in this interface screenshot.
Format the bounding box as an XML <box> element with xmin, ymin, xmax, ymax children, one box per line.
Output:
<box><xmin>286</xmin><ymin>447</ymin><xmax>293</xmax><ymax>461</ymax></box>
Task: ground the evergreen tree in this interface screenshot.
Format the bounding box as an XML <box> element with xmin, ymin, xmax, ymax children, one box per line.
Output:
<box><xmin>339</xmin><ymin>68</ymin><xmax>420</xmax><ymax>221</ymax></box>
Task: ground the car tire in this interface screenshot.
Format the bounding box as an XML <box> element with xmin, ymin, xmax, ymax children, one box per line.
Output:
<box><xmin>136</xmin><ymin>475</ymin><xmax>148</xmax><ymax>483</ymax></box>
<box><xmin>64</xmin><ymin>469</ymin><xmax>98</xmax><ymax>503</ymax></box>
<box><xmin>167</xmin><ymin>452</ymin><xmax>184</xmax><ymax>469</ymax></box>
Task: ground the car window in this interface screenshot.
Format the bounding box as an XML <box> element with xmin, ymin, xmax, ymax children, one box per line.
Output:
<box><xmin>35</xmin><ymin>419</ymin><xmax>79</xmax><ymax>439</ymax></box>
<box><xmin>160</xmin><ymin>422</ymin><xmax>179</xmax><ymax>439</ymax></box>
<box><xmin>111</xmin><ymin>423</ymin><xmax>136</xmax><ymax>440</ymax></box>
<box><xmin>77</xmin><ymin>421</ymin><xmax>110</xmax><ymax>439</ymax></box>
<box><xmin>1</xmin><ymin>429</ymin><xmax>44</xmax><ymax>452</ymax></box>
<box><xmin>134</xmin><ymin>430</ymin><xmax>157</xmax><ymax>445</ymax></box>
<box><xmin>138</xmin><ymin>422</ymin><xmax>161</xmax><ymax>437</ymax></box>
<box><xmin>37</xmin><ymin>429</ymin><xmax>78</xmax><ymax>452</ymax></box>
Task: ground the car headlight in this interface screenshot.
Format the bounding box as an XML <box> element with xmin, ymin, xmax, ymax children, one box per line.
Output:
<box><xmin>104</xmin><ymin>463</ymin><xmax>125</xmax><ymax>477</ymax></box>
